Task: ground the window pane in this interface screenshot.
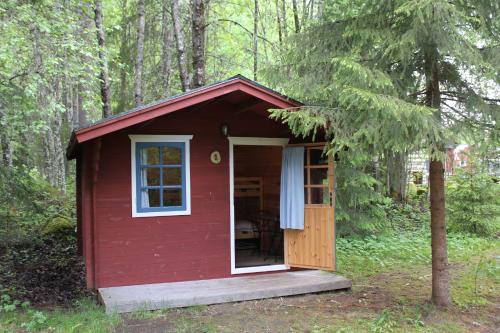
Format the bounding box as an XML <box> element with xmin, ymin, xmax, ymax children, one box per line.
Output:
<box><xmin>163</xmin><ymin>188</ymin><xmax>182</xmax><ymax>207</ymax></box>
<box><xmin>162</xmin><ymin>146</ymin><xmax>182</xmax><ymax>165</ymax></box>
<box><xmin>309</xmin><ymin>149</ymin><xmax>328</xmax><ymax>166</ymax></box>
<box><xmin>141</xmin><ymin>147</ymin><xmax>160</xmax><ymax>165</ymax></box>
<box><xmin>310</xmin><ymin>168</ymin><xmax>328</xmax><ymax>185</ymax></box>
<box><xmin>163</xmin><ymin>167</ymin><xmax>182</xmax><ymax>186</ymax></box>
<box><xmin>142</xmin><ymin>167</ymin><xmax>161</xmax><ymax>186</ymax></box>
<box><xmin>141</xmin><ymin>189</ymin><xmax>160</xmax><ymax>207</ymax></box>
<box><xmin>310</xmin><ymin>187</ymin><xmax>329</xmax><ymax>205</ymax></box>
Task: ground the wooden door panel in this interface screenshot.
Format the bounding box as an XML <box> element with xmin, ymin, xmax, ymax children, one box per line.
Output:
<box><xmin>284</xmin><ymin>148</ymin><xmax>336</xmax><ymax>271</ymax></box>
<box><xmin>285</xmin><ymin>206</ymin><xmax>334</xmax><ymax>270</ymax></box>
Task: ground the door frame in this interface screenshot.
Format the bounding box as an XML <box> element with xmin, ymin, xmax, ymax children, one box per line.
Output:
<box><xmin>228</xmin><ymin>136</ymin><xmax>289</xmax><ymax>274</ymax></box>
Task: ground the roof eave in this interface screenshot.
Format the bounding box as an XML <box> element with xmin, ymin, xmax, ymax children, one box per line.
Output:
<box><xmin>68</xmin><ymin>76</ymin><xmax>301</xmax><ymax>159</ymax></box>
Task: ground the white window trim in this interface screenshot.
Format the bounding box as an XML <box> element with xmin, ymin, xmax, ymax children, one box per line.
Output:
<box><xmin>129</xmin><ymin>134</ymin><xmax>193</xmax><ymax>218</ymax></box>
<box><xmin>228</xmin><ymin>136</ymin><xmax>290</xmax><ymax>274</ymax></box>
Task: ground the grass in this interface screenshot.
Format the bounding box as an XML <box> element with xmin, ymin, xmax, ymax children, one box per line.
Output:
<box><xmin>1</xmin><ymin>231</ymin><xmax>498</xmax><ymax>332</ymax></box>
<box><xmin>0</xmin><ymin>298</ymin><xmax>120</xmax><ymax>333</ymax></box>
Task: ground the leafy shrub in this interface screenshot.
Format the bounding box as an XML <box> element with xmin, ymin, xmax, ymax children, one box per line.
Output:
<box><xmin>42</xmin><ymin>216</ymin><xmax>74</xmax><ymax>236</ymax></box>
<box><xmin>385</xmin><ymin>200</ymin><xmax>428</xmax><ymax>233</ymax></box>
<box><xmin>0</xmin><ymin>166</ymin><xmax>75</xmax><ymax>245</ymax></box>
<box><xmin>20</xmin><ymin>310</ymin><xmax>48</xmax><ymax>332</ymax></box>
<box><xmin>446</xmin><ymin>168</ymin><xmax>500</xmax><ymax>236</ymax></box>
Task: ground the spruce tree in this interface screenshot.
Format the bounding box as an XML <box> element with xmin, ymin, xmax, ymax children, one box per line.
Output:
<box><xmin>270</xmin><ymin>0</ymin><xmax>499</xmax><ymax>306</ymax></box>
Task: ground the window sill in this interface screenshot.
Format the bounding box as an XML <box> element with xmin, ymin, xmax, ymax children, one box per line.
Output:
<box><xmin>132</xmin><ymin>209</ymin><xmax>191</xmax><ymax>218</ymax></box>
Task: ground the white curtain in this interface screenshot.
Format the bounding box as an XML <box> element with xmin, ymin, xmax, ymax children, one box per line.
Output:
<box><xmin>280</xmin><ymin>147</ymin><xmax>305</xmax><ymax>230</ymax></box>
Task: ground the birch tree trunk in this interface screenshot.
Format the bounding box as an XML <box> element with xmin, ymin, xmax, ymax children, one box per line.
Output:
<box><xmin>171</xmin><ymin>0</ymin><xmax>190</xmax><ymax>92</ymax></box>
<box><xmin>0</xmin><ymin>112</ymin><xmax>13</xmax><ymax>168</ymax></box>
<box><xmin>135</xmin><ymin>0</ymin><xmax>145</xmax><ymax>106</ymax></box>
<box><xmin>275</xmin><ymin>0</ymin><xmax>282</xmax><ymax>46</ymax></box>
<box><xmin>301</xmin><ymin>0</ymin><xmax>308</xmax><ymax>27</ymax></box>
<box><xmin>425</xmin><ymin>44</ymin><xmax>451</xmax><ymax>307</ymax></box>
<box><xmin>253</xmin><ymin>0</ymin><xmax>258</xmax><ymax>81</ymax></box>
<box><xmin>51</xmin><ymin>82</ymin><xmax>66</xmax><ymax>192</ymax></box>
<box><xmin>94</xmin><ymin>0</ymin><xmax>112</xmax><ymax>117</ymax></box>
<box><xmin>281</xmin><ymin>0</ymin><xmax>287</xmax><ymax>38</ymax></box>
<box><xmin>191</xmin><ymin>0</ymin><xmax>206</xmax><ymax>88</ymax></box>
<box><xmin>162</xmin><ymin>0</ymin><xmax>174</xmax><ymax>96</ymax></box>
<box><xmin>292</xmin><ymin>0</ymin><xmax>300</xmax><ymax>33</ymax></box>
<box><xmin>77</xmin><ymin>83</ymin><xmax>87</xmax><ymax>127</ymax></box>
<box><xmin>118</xmin><ymin>0</ymin><xmax>129</xmax><ymax>113</ymax></box>
<box><xmin>0</xmin><ymin>135</ymin><xmax>13</xmax><ymax>168</ymax></box>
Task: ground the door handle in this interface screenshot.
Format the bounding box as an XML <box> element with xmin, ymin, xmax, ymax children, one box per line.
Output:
<box><xmin>329</xmin><ymin>192</ymin><xmax>333</xmax><ymax>206</ymax></box>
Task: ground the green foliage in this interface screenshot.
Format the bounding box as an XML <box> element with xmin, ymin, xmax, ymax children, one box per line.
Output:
<box><xmin>42</xmin><ymin>216</ymin><xmax>75</xmax><ymax>236</ymax></box>
<box><xmin>0</xmin><ymin>0</ymin><xmax>101</xmax><ymax>177</ymax></box>
<box><xmin>0</xmin><ymin>166</ymin><xmax>85</xmax><ymax>306</ymax></box>
<box><xmin>371</xmin><ymin>309</ymin><xmax>396</xmax><ymax>333</ymax></box>
<box><xmin>267</xmin><ymin>0</ymin><xmax>499</xmax><ymax>231</ymax></box>
<box><xmin>0</xmin><ymin>297</ymin><xmax>121</xmax><ymax>333</ymax></box>
<box><xmin>20</xmin><ymin>310</ymin><xmax>48</xmax><ymax>332</ymax></box>
<box><xmin>452</xmin><ymin>253</ymin><xmax>499</xmax><ymax>308</ymax></box>
<box><xmin>334</xmin><ymin>154</ymin><xmax>391</xmax><ymax>237</ymax></box>
<box><xmin>446</xmin><ymin>168</ymin><xmax>500</xmax><ymax>236</ymax></box>
<box><xmin>336</xmin><ymin>231</ymin><xmax>495</xmax><ymax>279</ymax></box>
<box><xmin>0</xmin><ymin>165</ymin><xmax>75</xmax><ymax>244</ymax></box>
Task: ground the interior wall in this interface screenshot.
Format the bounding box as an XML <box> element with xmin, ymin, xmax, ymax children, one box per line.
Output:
<box><xmin>234</xmin><ymin>145</ymin><xmax>282</xmax><ymax>216</ymax></box>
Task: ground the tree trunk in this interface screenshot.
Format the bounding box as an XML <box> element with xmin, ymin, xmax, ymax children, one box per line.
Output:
<box><xmin>171</xmin><ymin>0</ymin><xmax>190</xmax><ymax>91</ymax></box>
<box><xmin>52</xmin><ymin>83</ymin><xmax>66</xmax><ymax>192</ymax></box>
<box><xmin>135</xmin><ymin>0</ymin><xmax>145</xmax><ymax>106</ymax></box>
<box><xmin>0</xmin><ymin>112</ymin><xmax>13</xmax><ymax>168</ymax></box>
<box><xmin>0</xmin><ymin>135</ymin><xmax>13</xmax><ymax>168</ymax></box>
<box><xmin>0</xmin><ymin>108</ymin><xmax>13</xmax><ymax>168</ymax></box>
<box><xmin>386</xmin><ymin>151</ymin><xmax>408</xmax><ymax>202</ymax></box>
<box><xmin>281</xmin><ymin>0</ymin><xmax>287</xmax><ymax>38</ymax></box>
<box><xmin>253</xmin><ymin>0</ymin><xmax>258</xmax><ymax>81</ymax></box>
<box><xmin>301</xmin><ymin>0</ymin><xmax>308</xmax><ymax>27</ymax></box>
<box><xmin>191</xmin><ymin>0</ymin><xmax>206</xmax><ymax>88</ymax></box>
<box><xmin>117</xmin><ymin>0</ymin><xmax>129</xmax><ymax>113</ymax></box>
<box><xmin>275</xmin><ymin>0</ymin><xmax>282</xmax><ymax>46</ymax></box>
<box><xmin>77</xmin><ymin>83</ymin><xmax>87</xmax><ymax>127</ymax></box>
<box><xmin>94</xmin><ymin>0</ymin><xmax>112</xmax><ymax>117</ymax></box>
<box><xmin>425</xmin><ymin>44</ymin><xmax>451</xmax><ymax>307</ymax></box>
<box><xmin>292</xmin><ymin>0</ymin><xmax>300</xmax><ymax>33</ymax></box>
<box><xmin>162</xmin><ymin>0</ymin><xmax>174</xmax><ymax>96</ymax></box>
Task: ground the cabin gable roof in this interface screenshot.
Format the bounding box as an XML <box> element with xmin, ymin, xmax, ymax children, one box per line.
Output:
<box><xmin>67</xmin><ymin>75</ymin><xmax>300</xmax><ymax>159</ymax></box>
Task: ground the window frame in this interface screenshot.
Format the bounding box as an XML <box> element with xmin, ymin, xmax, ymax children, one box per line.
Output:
<box><xmin>129</xmin><ymin>135</ymin><xmax>193</xmax><ymax>217</ymax></box>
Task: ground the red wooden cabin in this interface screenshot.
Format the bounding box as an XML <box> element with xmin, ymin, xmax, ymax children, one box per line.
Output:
<box><xmin>67</xmin><ymin>75</ymin><xmax>336</xmax><ymax>289</ymax></box>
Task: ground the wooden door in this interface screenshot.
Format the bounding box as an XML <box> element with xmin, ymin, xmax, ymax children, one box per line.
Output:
<box><xmin>284</xmin><ymin>146</ymin><xmax>335</xmax><ymax>270</ymax></box>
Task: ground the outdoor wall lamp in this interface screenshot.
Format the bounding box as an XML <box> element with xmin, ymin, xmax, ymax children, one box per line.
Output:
<box><xmin>221</xmin><ymin>123</ymin><xmax>229</xmax><ymax>137</ymax></box>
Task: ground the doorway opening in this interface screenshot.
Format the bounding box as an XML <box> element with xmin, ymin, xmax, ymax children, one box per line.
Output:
<box><xmin>229</xmin><ymin>138</ymin><xmax>288</xmax><ymax>274</ymax></box>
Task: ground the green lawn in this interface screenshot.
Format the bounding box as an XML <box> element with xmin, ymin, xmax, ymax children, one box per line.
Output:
<box><xmin>1</xmin><ymin>233</ymin><xmax>498</xmax><ymax>333</ymax></box>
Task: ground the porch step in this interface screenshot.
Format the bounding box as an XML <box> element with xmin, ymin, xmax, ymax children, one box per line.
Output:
<box><xmin>98</xmin><ymin>270</ymin><xmax>352</xmax><ymax>313</ymax></box>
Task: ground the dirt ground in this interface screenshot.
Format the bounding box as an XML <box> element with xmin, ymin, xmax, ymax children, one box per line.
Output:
<box><xmin>114</xmin><ymin>267</ymin><xmax>500</xmax><ymax>333</ymax></box>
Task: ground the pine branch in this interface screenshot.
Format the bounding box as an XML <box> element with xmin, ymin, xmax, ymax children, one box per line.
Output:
<box><xmin>442</xmin><ymin>101</ymin><xmax>495</xmax><ymax>130</ymax></box>
<box><xmin>441</xmin><ymin>91</ymin><xmax>500</xmax><ymax>104</ymax></box>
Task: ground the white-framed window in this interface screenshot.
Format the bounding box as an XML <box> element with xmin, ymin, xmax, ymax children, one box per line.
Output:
<box><xmin>129</xmin><ymin>135</ymin><xmax>193</xmax><ymax>217</ymax></box>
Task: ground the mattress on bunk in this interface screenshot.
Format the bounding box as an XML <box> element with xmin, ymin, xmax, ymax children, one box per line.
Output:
<box><xmin>235</xmin><ymin>219</ymin><xmax>257</xmax><ymax>239</ymax></box>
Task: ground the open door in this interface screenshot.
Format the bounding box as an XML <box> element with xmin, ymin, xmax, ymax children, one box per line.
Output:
<box><xmin>284</xmin><ymin>146</ymin><xmax>335</xmax><ymax>270</ymax></box>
